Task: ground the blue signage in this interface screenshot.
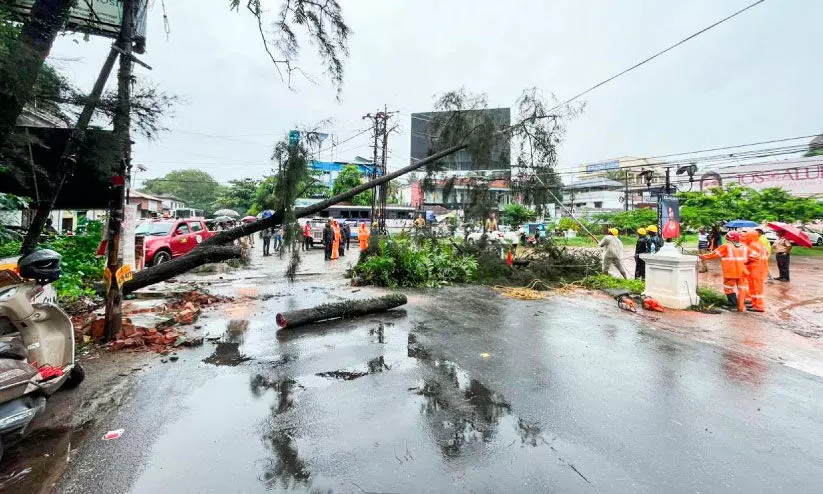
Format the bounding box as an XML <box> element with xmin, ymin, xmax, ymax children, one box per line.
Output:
<box><xmin>586</xmin><ymin>160</ymin><xmax>619</xmax><ymax>173</ymax></box>
<box><xmin>288</xmin><ymin>130</ymin><xmax>300</xmax><ymax>146</ymax></box>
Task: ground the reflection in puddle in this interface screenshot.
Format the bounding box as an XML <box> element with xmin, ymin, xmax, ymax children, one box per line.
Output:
<box><xmin>407</xmin><ymin>334</ymin><xmax>545</xmax><ymax>459</ymax></box>
<box><xmin>257</xmin><ymin>430</ymin><xmax>311</xmax><ymax>489</ymax></box>
<box><xmin>253</xmin><ymin>372</ymin><xmax>312</xmax><ymax>489</ymax></box>
<box><xmin>0</xmin><ymin>425</ymin><xmax>90</xmax><ymax>493</ymax></box>
<box><xmin>369</xmin><ymin>322</ymin><xmax>387</xmax><ymax>344</ymax></box>
<box><xmin>315</xmin><ymin>356</ymin><xmax>391</xmax><ymax>381</ymax></box>
<box><xmin>203</xmin><ymin>320</ymin><xmax>251</xmax><ymax>366</ymax></box>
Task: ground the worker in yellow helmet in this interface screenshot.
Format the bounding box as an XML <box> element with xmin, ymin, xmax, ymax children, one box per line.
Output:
<box><xmin>635</xmin><ymin>228</ymin><xmax>649</xmax><ymax>279</ymax></box>
<box><xmin>598</xmin><ymin>228</ymin><xmax>627</xmax><ymax>279</ymax></box>
<box><xmin>646</xmin><ymin>224</ymin><xmax>663</xmax><ymax>253</ymax></box>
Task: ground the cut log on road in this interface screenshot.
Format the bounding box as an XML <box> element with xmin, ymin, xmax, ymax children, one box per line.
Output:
<box><xmin>122</xmin><ymin>245</ymin><xmax>244</xmax><ymax>295</ymax></box>
<box><xmin>276</xmin><ymin>294</ymin><xmax>408</xmax><ymax>330</ymax></box>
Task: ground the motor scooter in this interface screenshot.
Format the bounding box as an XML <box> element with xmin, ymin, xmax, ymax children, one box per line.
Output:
<box><xmin>0</xmin><ymin>249</ymin><xmax>84</xmax><ymax>461</ymax></box>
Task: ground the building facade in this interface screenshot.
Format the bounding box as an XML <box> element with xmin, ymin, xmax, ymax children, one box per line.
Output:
<box><xmin>681</xmin><ymin>157</ymin><xmax>823</xmax><ymax>198</ymax></box>
<box><xmin>410</xmin><ymin>108</ymin><xmax>511</xmax><ymax>176</ymax></box>
<box><xmin>562</xmin><ymin>178</ymin><xmax>625</xmax><ymax>214</ymax></box>
<box><xmin>155</xmin><ymin>194</ymin><xmax>186</xmax><ymax>214</ymax></box>
<box><xmin>127</xmin><ymin>190</ymin><xmax>164</xmax><ymax>218</ymax></box>
<box><xmin>309</xmin><ymin>156</ymin><xmax>379</xmax><ymax>191</ymax></box>
<box><xmin>398</xmin><ymin>178</ymin><xmax>512</xmax><ymax>212</ymax></box>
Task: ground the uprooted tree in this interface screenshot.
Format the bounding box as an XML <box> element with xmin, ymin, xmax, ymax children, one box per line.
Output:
<box><xmin>123</xmin><ymin>88</ymin><xmax>584</xmax><ymax>294</ymax></box>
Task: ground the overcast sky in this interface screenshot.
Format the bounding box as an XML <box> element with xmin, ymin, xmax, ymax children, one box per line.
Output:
<box><xmin>47</xmin><ymin>0</ymin><xmax>822</xmax><ymax>187</ymax></box>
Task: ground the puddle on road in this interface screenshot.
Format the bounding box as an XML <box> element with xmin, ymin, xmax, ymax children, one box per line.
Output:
<box><xmin>315</xmin><ymin>355</ymin><xmax>392</xmax><ymax>381</ymax></box>
<box><xmin>203</xmin><ymin>319</ymin><xmax>252</xmax><ymax>366</ymax></box>
<box><xmin>0</xmin><ymin>425</ymin><xmax>90</xmax><ymax>494</ymax></box>
<box><xmin>298</xmin><ymin>323</ymin><xmax>552</xmax><ymax>461</ymax></box>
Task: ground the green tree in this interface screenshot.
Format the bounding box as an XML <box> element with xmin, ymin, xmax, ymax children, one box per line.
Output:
<box><xmin>678</xmin><ymin>184</ymin><xmax>823</xmax><ymax>228</ymax></box>
<box><xmin>501</xmin><ymin>203</ymin><xmax>536</xmax><ymax>225</ymax></box>
<box><xmin>252</xmin><ymin>175</ymin><xmax>278</xmax><ymax>213</ymax></box>
<box><xmin>141</xmin><ymin>169</ymin><xmax>220</xmax><ymax>213</ymax></box>
<box><xmin>595</xmin><ymin>208</ymin><xmax>657</xmax><ymax>233</ymax></box>
<box><xmin>214</xmin><ymin>178</ymin><xmax>259</xmax><ymax>215</ymax></box>
<box><xmin>332</xmin><ymin>164</ymin><xmax>372</xmax><ymax>206</ymax></box>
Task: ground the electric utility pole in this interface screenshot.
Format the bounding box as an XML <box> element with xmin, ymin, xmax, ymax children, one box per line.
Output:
<box><xmin>362</xmin><ymin>108</ymin><xmax>397</xmax><ymax>232</ymax></box>
<box><xmin>363</xmin><ymin>112</ymin><xmax>381</xmax><ymax>223</ymax></box>
<box><xmin>624</xmin><ymin>170</ymin><xmax>630</xmax><ymax>211</ymax></box>
<box><xmin>104</xmin><ymin>0</ymin><xmax>138</xmax><ymax>341</ymax></box>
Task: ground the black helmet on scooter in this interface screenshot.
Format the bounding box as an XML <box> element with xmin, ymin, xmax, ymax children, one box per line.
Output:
<box><xmin>18</xmin><ymin>249</ymin><xmax>62</xmax><ymax>284</ymax></box>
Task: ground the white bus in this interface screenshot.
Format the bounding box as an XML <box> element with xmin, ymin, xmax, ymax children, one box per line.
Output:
<box><xmin>302</xmin><ymin>204</ymin><xmax>416</xmax><ymax>243</ymax></box>
<box><xmin>171</xmin><ymin>208</ymin><xmax>204</xmax><ymax>219</ymax></box>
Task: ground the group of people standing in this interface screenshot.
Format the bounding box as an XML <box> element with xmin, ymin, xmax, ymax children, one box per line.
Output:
<box><xmin>698</xmin><ymin>228</ymin><xmax>793</xmax><ymax>312</ymax></box>
<box><xmin>321</xmin><ymin>219</ymin><xmax>372</xmax><ymax>261</ymax></box>
<box><xmin>258</xmin><ymin>220</ymin><xmax>373</xmax><ymax>259</ymax></box>
<box><xmin>260</xmin><ymin>226</ymin><xmax>284</xmax><ymax>256</ymax></box>
<box><xmin>632</xmin><ymin>225</ymin><xmax>664</xmax><ymax>279</ymax></box>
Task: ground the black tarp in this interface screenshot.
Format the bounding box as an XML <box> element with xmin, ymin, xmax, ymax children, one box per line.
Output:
<box><xmin>1</xmin><ymin>127</ymin><xmax>118</xmax><ymax>209</ymax></box>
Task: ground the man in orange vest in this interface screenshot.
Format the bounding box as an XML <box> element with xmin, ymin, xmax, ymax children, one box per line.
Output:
<box><xmin>302</xmin><ymin>222</ymin><xmax>312</xmax><ymax>251</ymax></box>
<box><xmin>699</xmin><ymin>231</ymin><xmax>752</xmax><ymax>311</ymax></box>
<box><xmin>743</xmin><ymin>230</ymin><xmax>768</xmax><ymax>312</ymax></box>
<box><xmin>358</xmin><ymin>222</ymin><xmax>370</xmax><ymax>251</ymax></box>
<box><xmin>331</xmin><ymin>220</ymin><xmax>341</xmax><ymax>260</ymax></box>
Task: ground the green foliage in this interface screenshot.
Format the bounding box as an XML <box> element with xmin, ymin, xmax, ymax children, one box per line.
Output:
<box><xmin>141</xmin><ymin>170</ymin><xmax>220</xmax><ymax>213</ymax></box>
<box><xmin>332</xmin><ymin>164</ymin><xmax>372</xmax><ymax>206</ymax></box>
<box><xmin>580</xmin><ymin>274</ymin><xmax>645</xmax><ymax>294</ymax></box>
<box><xmin>696</xmin><ymin>286</ymin><xmax>727</xmax><ymax>307</ymax></box>
<box><xmin>678</xmin><ymin>183</ymin><xmax>823</xmax><ymax>228</ymax></box>
<box><xmin>352</xmin><ymin>235</ymin><xmax>477</xmax><ymax>288</ymax></box>
<box><xmin>40</xmin><ymin>221</ymin><xmax>105</xmax><ymax>301</ymax></box>
<box><xmin>214</xmin><ymin>178</ymin><xmax>259</xmax><ymax>215</ymax></box>
<box><xmin>501</xmin><ymin>203</ymin><xmax>536</xmax><ymax>225</ymax></box>
<box><xmin>0</xmin><ymin>240</ymin><xmax>20</xmax><ymax>258</ymax></box>
<box><xmin>557</xmin><ymin>217</ymin><xmax>580</xmax><ymax>232</ymax></box>
<box><xmin>0</xmin><ymin>192</ymin><xmax>28</xmax><ymax>243</ymax></box>
<box><xmin>229</xmin><ymin>0</ymin><xmax>350</xmax><ymax>91</ymax></box>
<box><xmin>595</xmin><ymin>208</ymin><xmax>657</xmax><ymax>233</ymax></box>
<box><xmin>472</xmin><ymin>239</ymin><xmax>600</xmax><ymax>287</ymax></box>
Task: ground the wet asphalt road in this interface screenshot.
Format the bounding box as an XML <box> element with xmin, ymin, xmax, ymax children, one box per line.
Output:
<box><xmin>53</xmin><ymin>251</ymin><xmax>823</xmax><ymax>493</ymax></box>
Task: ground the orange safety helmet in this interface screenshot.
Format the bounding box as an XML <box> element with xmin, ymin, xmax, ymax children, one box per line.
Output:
<box><xmin>744</xmin><ymin>230</ymin><xmax>760</xmax><ymax>244</ymax></box>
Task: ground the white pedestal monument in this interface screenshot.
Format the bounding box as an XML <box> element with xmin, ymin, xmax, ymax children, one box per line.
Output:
<box><xmin>640</xmin><ymin>242</ymin><xmax>700</xmax><ymax>309</ymax></box>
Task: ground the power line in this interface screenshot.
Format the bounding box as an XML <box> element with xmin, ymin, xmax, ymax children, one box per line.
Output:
<box><xmin>549</xmin><ymin>0</ymin><xmax>769</xmax><ymax>112</ymax></box>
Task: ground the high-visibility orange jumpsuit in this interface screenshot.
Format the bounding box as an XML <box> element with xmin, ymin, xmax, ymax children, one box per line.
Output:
<box><xmin>744</xmin><ymin>231</ymin><xmax>767</xmax><ymax>312</ymax></box>
<box><xmin>331</xmin><ymin>221</ymin><xmax>341</xmax><ymax>260</ymax></box>
<box><xmin>700</xmin><ymin>241</ymin><xmax>750</xmax><ymax>311</ymax></box>
<box><xmin>358</xmin><ymin>223</ymin><xmax>370</xmax><ymax>250</ymax></box>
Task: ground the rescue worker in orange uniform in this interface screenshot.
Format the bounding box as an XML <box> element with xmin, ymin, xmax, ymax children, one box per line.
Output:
<box><xmin>743</xmin><ymin>230</ymin><xmax>768</xmax><ymax>312</ymax></box>
<box><xmin>302</xmin><ymin>222</ymin><xmax>313</xmax><ymax>251</ymax></box>
<box><xmin>699</xmin><ymin>231</ymin><xmax>751</xmax><ymax>311</ymax></box>
<box><xmin>331</xmin><ymin>220</ymin><xmax>341</xmax><ymax>260</ymax></box>
<box><xmin>358</xmin><ymin>222</ymin><xmax>370</xmax><ymax>251</ymax></box>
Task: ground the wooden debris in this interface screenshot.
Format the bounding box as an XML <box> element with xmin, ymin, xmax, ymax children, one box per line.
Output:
<box><xmin>276</xmin><ymin>294</ymin><xmax>408</xmax><ymax>330</ymax></box>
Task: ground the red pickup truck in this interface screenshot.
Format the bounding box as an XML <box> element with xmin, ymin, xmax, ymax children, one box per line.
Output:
<box><xmin>135</xmin><ymin>218</ymin><xmax>214</xmax><ymax>266</ymax></box>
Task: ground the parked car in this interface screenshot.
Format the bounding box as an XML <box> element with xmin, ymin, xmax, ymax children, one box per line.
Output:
<box><xmin>135</xmin><ymin>218</ymin><xmax>215</xmax><ymax>266</ymax></box>
<box><xmin>763</xmin><ymin>226</ymin><xmax>823</xmax><ymax>246</ymax></box>
<box><xmin>801</xmin><ymin>226</ymin><xmax>823</xmax><ymax>246</ymax></box>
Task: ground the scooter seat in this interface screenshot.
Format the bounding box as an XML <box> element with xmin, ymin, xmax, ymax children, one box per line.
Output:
<box><xmin>0</xmin><ymin>338</ymin><xmax>27</xmax><ymax>360</ymax></box>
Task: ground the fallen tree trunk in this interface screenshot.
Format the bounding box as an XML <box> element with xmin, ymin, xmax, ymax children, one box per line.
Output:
<box><xmin>276</xmin><ymin>294</ymin><xmax>408</xmax><ymax>330</ymax></box>
<box><xmin>202</xmin><ymin>144</ymin><xmax>467</xmax><ymax>247</ymax></box>
<box><xmin>123</xmin><ymin>144</ymin><xmax>467</xmax><ymax>289</ymax></box>
<box><xmin>122</xmin><ymin>245</ymin><xmax>244</xmax><ymax>295</ymax></box>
